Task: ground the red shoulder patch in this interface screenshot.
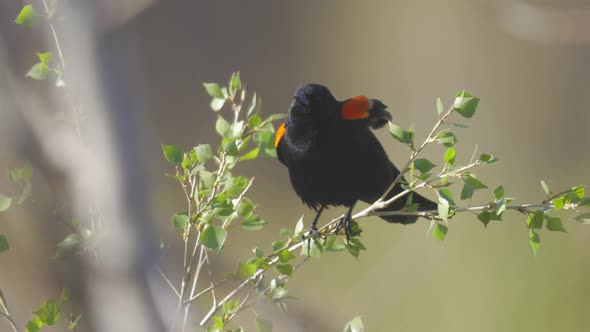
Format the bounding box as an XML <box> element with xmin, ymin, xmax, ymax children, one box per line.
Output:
<box><xmin>342</xmin><ymin>96</ymin><xmax>370</xmax><ymax>120</ymax></box>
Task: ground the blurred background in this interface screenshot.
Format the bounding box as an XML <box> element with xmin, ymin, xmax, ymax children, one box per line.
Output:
<box><xmin>1</xmin><ymin>0</ymin><xmax>590</xmax><ymax>331</ymax></box>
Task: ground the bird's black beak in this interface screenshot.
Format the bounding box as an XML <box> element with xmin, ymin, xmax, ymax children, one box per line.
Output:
<box><xmin>367</xmin><ymin>99</ymin><xmax>391</xmax><ymax>129</ymax></box>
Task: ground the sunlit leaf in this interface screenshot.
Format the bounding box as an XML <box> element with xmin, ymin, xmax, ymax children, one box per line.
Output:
<box><xmin>161</xmin><ymin>144</ymin><xmax>183</xmax><ymax>164</ymax></box>
<box><xmin>15</xmin><ymin>5</ymin><xmax>38</xmax><ymax>26</ymax></box>
<box><xmin>33</xmin><ymin>299</ymin><xmax>60</xmax><ymax>325</ymax></box>
<box><xmin>200</xmin><ymin>225</ymin><xmax>227</xmax><ymax>251</ymax></box>
<box><xmin>343</xmin><ymin>315</ymin><xmax>364</xmax><ymax>332</ymax></box>
<box><xmin>453</xmin><ymin>91</ymin><xmax>479</xmax><ymax>118</ymax></box>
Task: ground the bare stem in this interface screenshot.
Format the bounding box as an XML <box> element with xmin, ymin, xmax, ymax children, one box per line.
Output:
<box><xmin>0</xmin><ymin>299</ymin><xmax>19</xmax><ymax>332</ymax></box>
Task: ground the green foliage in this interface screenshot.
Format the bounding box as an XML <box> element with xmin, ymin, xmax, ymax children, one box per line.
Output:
<box><xmin>343</xmin><ymin>316</ymin><xmax>365</xmax><ymax>332</ymax></box>
<box><xmin>389</xmin><ymin>123</ymin><xmax>414</xmax><ymax>149</ymax></box>
<box><xmin>161</xmin><ymin>144</ymin><xmax>183</xmax><ymax>164</ymax></box>
<box><xmin>14</xmin><ymin>5</ymin><xmax>38</xmax><ymax>26</ymax></box>
<box><xmin>432</xmin><ymin>223</ymin><xmax>448</xmax><ymax>240</ymax></box>
<box><xmin>453</xmin><ymin>91</ymin><xmax>480</xmax><ymax>118</ymax></box>
<box><xmin>200</xmin><ymin>224</ymin><xmax>227</xmax><ymax>251</ymax></box>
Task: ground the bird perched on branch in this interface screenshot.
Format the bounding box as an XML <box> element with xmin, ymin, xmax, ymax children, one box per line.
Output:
<box><xmin>275</xmin><ymin>84</ymin><xmax>436</xmax><ymax>239</ymax></box>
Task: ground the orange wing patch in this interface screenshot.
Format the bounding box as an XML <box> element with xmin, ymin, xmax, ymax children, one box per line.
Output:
<box><xmin>342</xmin><ymin>96</ymin><xmax>370</xmax><ymax>120</ymax></box>
<box><xmin>274</xmin><ymin>122</ymin><xmax>287</xmax><ymax>148</ymax></box>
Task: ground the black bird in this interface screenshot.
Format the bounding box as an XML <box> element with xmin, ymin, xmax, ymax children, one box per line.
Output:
<box><xmin>275</xmin><ymin>84</ymin><xmax>436</xmax><ymax>239</ymax></box>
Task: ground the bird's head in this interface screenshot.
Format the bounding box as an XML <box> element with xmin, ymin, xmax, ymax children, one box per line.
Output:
<box><xmin>289</xmin><ymin>83</ymin><xmax>392</xmax><ymax>129</ymax></box>
<box><xmin>290</xmin><ymin>83</ymin><xmax>339</xmax><ymax>122</ymax></box>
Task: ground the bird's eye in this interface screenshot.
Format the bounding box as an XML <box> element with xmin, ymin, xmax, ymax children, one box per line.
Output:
<box><xmin>294</xmin><ymin>91</ymin><xmax>311</xmax><ymax>107</ymax></box>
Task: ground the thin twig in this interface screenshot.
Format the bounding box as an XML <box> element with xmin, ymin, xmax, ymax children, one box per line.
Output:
<box><xmin>0</xmin><ymin>303</ymin><xmax>19</xmax><ymax>332</ymax></box>
<box><xmin>156</xmin><ymin>266</ymin><xmax>181</xmax><ymax>299</ymax></box>
<box><xmin>41</xmin><ymin>0</ymin><xmax>66</xmax><ymax>70</ymax></box>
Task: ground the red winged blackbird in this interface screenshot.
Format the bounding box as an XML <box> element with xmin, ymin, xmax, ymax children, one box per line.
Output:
<box><xmin>275</xmin><ymin>84</ymin><xmax>436</xmax><ymax>238</ymax></box>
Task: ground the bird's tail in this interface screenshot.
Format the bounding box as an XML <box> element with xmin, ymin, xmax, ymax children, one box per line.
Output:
<box><xmin>376</xmin><ymin>185</ymin><xmax>437</xmax><ymax>224</ymax></box>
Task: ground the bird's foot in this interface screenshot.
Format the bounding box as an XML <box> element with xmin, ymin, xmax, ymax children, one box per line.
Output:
<box><xmin>302</xmin><ymin>224</ymin><xmax>319</xmax><ymax>256</ymax></box>
<box><xmin>336</xmin><ymin>213</ymin><xmax>353</xmax><ymax>244</ymax></box>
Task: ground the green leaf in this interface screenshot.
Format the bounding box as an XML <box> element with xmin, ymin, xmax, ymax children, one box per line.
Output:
<box><xmin>240</xmin><ymin>147</ymin><xmax>260</xmax><ymax>161</ymax></box>
<box><xmin>450</xmin><ymin>122</ymin><xmax>469</xmax><ymax>128</ymax></box>
<box><xmin>248</xmin><ymin>114</ymin><xmax>262</xmax><ymax>128</ymax></box>
<box><xmin>478</xmin><ymin>154</ymin><xmax>498</xmax><ymax>164</ymax></box>
<box><xmin>432</xmin><ymin>223</ymin><xmax>448</xmax><ymax>240</ymax></box>
<box><xmin>477</xmin><ymin>211</ymin><xmax>492</xmax><ymax>227</ymax></box>
<box><xmin>247</xmin><ymin>93</ymin><xmax>259</xmax><ymax>116</ymax></box>
<box><xmin>215</xmin><ymin>116</ymin><xmax>231</xmax><ymax>137</ymax></box>
<box><xmin>258</xmin><ymin>131</ymin><xmax>277</xmax><ymax>158</ymax></box>
<box><xmin>444</xmin><ymin>147</ymin><xmax>456</xmax><ymax>165</ymax></box>
<box><xmin>302</xmin><ymin>238</ymin><xmax>323</xmax><ymax>257</ymax></box>
<box><xmin>53</xmin><ymin>233</ymin><xmax>81</xmax><ymax>260</ymax></box>
<box><xmin>294</xmin><ymin>215</ymin><xmax>304</xmax><ymax>236</ymax></box>
<box><xmin>242</xmin><ymin>215</ymin><xmax>267</xmax><ymax>231</ymax></box>
<box><xmin>26</xmin><ymin>63</ymin><xmax>49</xmax><ymax>80</ymax></box>
<box><xmin>255</xmin><ymin>316</ymin><xmax>273</xmax><ymax>332</ymax></box>
<box><xmin>195</xmin><ymin>144</ymin><xmax>213</xmax><ymax>163</ymax></box>
<box><xmin>460</xmin><ymin>183</ymin><xmax>475</xmax><ymax>201</ymax></box>
<box><xmin>203</xmin><ymin>83</ymin><xmax>225</xmax><ymax>99</ymax></box>
<box><xmin>200</xmin><ymin>225</ymin><xmax>227</xmax><ymax>251</ymax></box>
<box><xmin>236</xmin><ymin>198</ymin><xmax>254</xmax><ymax>217</ymax></box>
<box><xmin>343</xmin><ymin>315</ymin><xmax>364</xmax><ymax>332</ymax></box>
<box><xmin>541</xmin><ymin>180</ymin><xmax>552</xmax><ymax>196</ymax></box>
<box><xmin>436</xmin><ymin>98</ymin><xmax>444</xmax><ymax>116</ymax></box>
<box><xmin>210</xmin><ymin>98</ymin><xmax>225</xmax><ymax>111</ymax></box>
<box><xmin>278</xmin><ymin>249</ymin><xmax>296</xmax><ymax>263</ymax></box>
<box><xmin>494</xmin><ymin>185</ymin><xmax>505</xmax><ymax>200</ymax></box>
<box><xmin>574</xmin><ymin>213</ymin><xmax>590</xmax><ymax>224</ymax></box>
<box><xmin>253</xmin><ymin>246</ymin><xmax>264</xmax><ymax>258</ymax></box>
<box><xmin>222</xmin><ymin>138</ymin><xmax>239</xmax><ymax>156</ymax></box>
<box><xmin>15</xmin><ymin>5</ymin><xmax>37</xmax><ymax>26</ymax></box>
<box><xmin>0</xmin><ymin>235</ymin><xmax>9</xmax><ymax>253</ymax></box>
<box><xmin>225</xmin><ymin>176</ymin><xmax>249</xmax><ymax>197</ymax></box>
<box><xmin>529</xmin><ymin>230</ymin><xmax>540</xmax><ymax>255</ymax></box>
<box><xmin>453</xmin><ymin>91</ymin><xmax>479</xmax><ymax>118</ymax></box>
<box><xmin>276</xmin><ymin>264</ymin><xmax>293</xmax><ymax>277</ymax></box>
<box><xmin>238</xmin><ymin>262</ymin><xmax>257</xmax><ymax>279</ymax></box>
<box><xmin>438</xmin><ymin>188</ymin><xmax>456</xmax><ymax>206</ymax></box>
<box><xmin>546</xmin><ymin>216</ymin><xmax>566</xmax><ymax>232</ymax></box>
<box><xmin>437</xmin><ymin>196</ymin><xmax>449</xmax><ymax>223</ymax></box>
<box><xmin>172</xmin><ymin>213</ymin><xmax>189</xmax><ymax>235</ymax></box>
<box><xmin>37</xmin><ymin>52</ymin><xmax>53</xmax><ymax>65</ymax></box>
<box><xmin>389</xmin><ymin>123</ymin><xmax>413</xmax><ymax>146</ymax></box>
<box><xmin>0</xmin><ymin>195</ymin><xmax>12</xmax><ymax>212</ymax></box>
<box><xmin>462</xmin><ymin>173</ymin><xmax>488</xmax><ymax>189</ymax></box>
<box><xmin>230</xmin><ymin>72</ymin><xmax>242</xmax><ymax>96</ymax></box>
<box><xmin>434</xmin><ymin>130</ymin><xmax>458</xmax><ymax>147</ymax></box>
<box><xmin>199</xmin><ymin>170</ymin><xmax>216</xmax><ymax>190</ymax></box>
<box><xmin>26</xmin><ymin>317</ymin><xmax>44</xmax><ymax>332</ymax></box>
<box><xmin>413</xmin><ymin>159</ymin><xmax>436</xmax><ymax>174</ymax></box>
<box><xmin>553</xmin><ymin>196</ymin><xmax>565</xmax><ymax>210</ymax></box>
<box><xmin>527</xmin><ymin>211</ymin><xmax>544</xmax><ymax>229</ymax></box>
<box><xmin>33</xmin><ymin>299</ymin><xmax>60</xmax><ymax>325</ymax></box>
<box><xmin>272</xmin><ymin>240</ymin><xmax>285</xmax><ymax>252</ymax></box>
<box><xmin>324</xmin><ymin>235</ymin><xmax>346</xmax><ymax>251</ymax></box>
<box><xmin>161</xmin><ymin>144</ymin><xmax>183</xmax><ymax>164</ymax></box>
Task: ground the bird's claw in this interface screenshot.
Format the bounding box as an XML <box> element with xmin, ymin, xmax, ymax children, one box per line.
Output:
<box><xmin>336</xmin><ymin>214</ymin><xmax>353</xmax><ymax>244</ymax></box>
<box><xmin>302</xmin><ymin>225</ymin><xmax>319</xmax><ymax>256</ymax></box>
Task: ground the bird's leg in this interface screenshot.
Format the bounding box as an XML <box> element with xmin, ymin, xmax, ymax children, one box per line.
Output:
<box><xmin>304</xmin><ymin>205</ymin><xmax>325</xmax><ymax>255</ymax></box>
<box><xmin>337</xmin><ymin>201</ymin><xmax>357</xmax><ymax>244</ymax></box>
